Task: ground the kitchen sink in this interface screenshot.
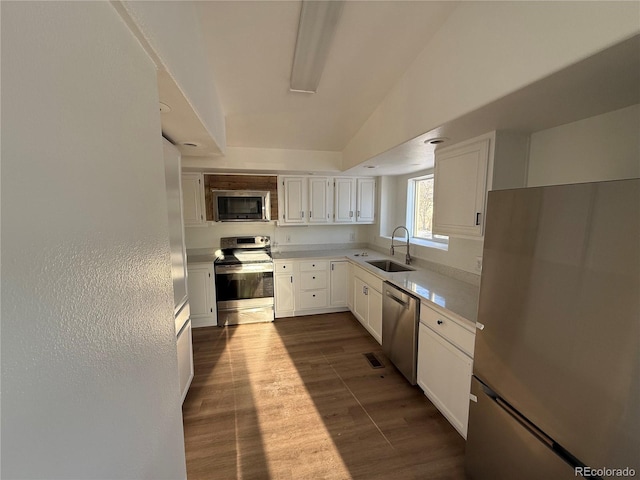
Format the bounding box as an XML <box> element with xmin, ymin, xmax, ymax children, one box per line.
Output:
<box><xmin>366</xmin><ymin>260</ymin><xmax>415</xmax><ymax>273</ymax></box>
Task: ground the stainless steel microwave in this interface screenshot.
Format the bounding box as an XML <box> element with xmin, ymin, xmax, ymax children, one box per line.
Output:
<box><xmin>212</xmin><ymin>190</ymin><xmax>271</xmax><ymax>222</ymax></box>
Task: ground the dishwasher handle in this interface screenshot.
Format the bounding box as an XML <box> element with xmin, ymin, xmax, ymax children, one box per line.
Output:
<box><xmin>385</xmin><ymin>290</ymin><xmax>409</xmax><ymax>309</ymax></box>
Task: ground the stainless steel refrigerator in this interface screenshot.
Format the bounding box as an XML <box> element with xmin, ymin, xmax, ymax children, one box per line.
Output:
<box><xmin>466</xmin><ymin>179</ymin><xmax>639</xmax><ymax>479</ymax></box>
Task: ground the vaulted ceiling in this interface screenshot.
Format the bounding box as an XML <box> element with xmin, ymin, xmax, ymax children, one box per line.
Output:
<box><xmin>195</xmin><ymin>1</ymin><xmax>458</xmax><ymax>151</ymax></box>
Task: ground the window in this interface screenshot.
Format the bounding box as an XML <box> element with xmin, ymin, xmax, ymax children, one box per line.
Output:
<box><xmin>407</xmin><ymin>174</ymin><xmax>448</xmax><ymax>246</ymax></box>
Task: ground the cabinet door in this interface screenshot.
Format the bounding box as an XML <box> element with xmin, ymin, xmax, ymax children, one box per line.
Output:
<box><xmin>177</xmin><ymin>319</ymin><xmax>194</xmax><ymax>403</ymax></box>
<box><xmin>334</xmin><ymin>178</ymin><xmax>355</xmax><ymax>223</ymax></box>
<box><xmin>356</xmin><ymin>178</ymin><xmax>376</xmax><ymax>223</ymax></box>
<box><xmin>181</xmin><ymin>173</ymin><xmax>204</xmax><ymax>225</ymax></box>
<box><xmin>330</xmin><ymin>261</ymin><xmax>348</xmax><ymax>307</ymax></box>
<box><xmin>308</xmin><ymin>177</ymin><xmax>330</xmax><ymax>223</ymax></box>
<box><xmin>347</xmin><ymin>262</ymin><xmax>354</xmax><ymax>311</ymax></box>
<box><xmin>275</xmin><ymin>273</ymin><xmax>295</xmax><ymax>317</ymax></box>
<box><xmin>282</xmin><ymin>176</ymin><xmax>306</xmax><ymax>224</ymax></box>
<box><xmin>353</xmin><ymin>277</ymin><xmax>368</xmax><ymax>326</ymax></box>
<box><xmin>187</xmin><ymin>265</ymin><xmax>213</xmax><ymax>318</ymax></box>
<box><xmin>418</xmin><ymin>323</ymin><xmax>473</xmax><ymax>438</ymax></box>
<box><xmin>368</xmin><ymin>286</ymin><xmax>383</xmax><ymax>344</ymax></box>
<box><xmin>433</xmin><ymin>139</ymin><xmax>489</xmax><ymax>237</ymax></box>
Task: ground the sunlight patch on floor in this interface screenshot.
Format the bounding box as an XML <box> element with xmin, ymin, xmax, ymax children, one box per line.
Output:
<box><xmin>230</xmin><ymin>324</ymin><xmax>352</xmax><ymax>479</ymax></box>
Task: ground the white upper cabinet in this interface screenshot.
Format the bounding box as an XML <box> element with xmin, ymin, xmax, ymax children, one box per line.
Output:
<box><xmin>181</xmin><ymin>173</ymin><xmax>205</xmax><ymax>225</ymax></box>
<box><xmin>432</xmin><ymin>131</ymin><xmax>529</xmax><ymax>238</ymax></box>
<box><xmin>334</xmin><ymin>178</ymin><xmax>356</xmax><ymax>223</ymax></box>
<box><xmin>333</xmin><ymin>177</ymin><xmax>376</xmax><ymax>224</ymax></box>
<box><xmin>279</xmin><ymin>175</ymin><xmax>375</xmax><ymax>226</ymax></box>
<box><xmin>433</xmin><ymin>139</ymin><xmax>490</xmax><ymax>237</ymax></box>
<box><xmin>281</xmin><ymin>176</ymin><xmax>307</xmax><ymax>224</ymax></box>
<box><xmin>356</xmin><ymin>178</ymin><xmax>376</xmax><ymax>223</ymax></box>
<box><xmin>308</xmin><ymin>177</ymin><xmax>331</xmax><ymax>224</ymax></box>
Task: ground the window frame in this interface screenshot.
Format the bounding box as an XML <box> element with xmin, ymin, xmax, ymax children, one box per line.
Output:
<box><xmin>406</xmin><ymin>174</ymin><xmax>448</xmax><ymax>248</ymax></box>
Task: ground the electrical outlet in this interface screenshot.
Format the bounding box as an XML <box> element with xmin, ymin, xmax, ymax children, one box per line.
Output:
<box><xmin>476</xmin><ymin>256</ymin><xmax>483</xmax><ymax>272</ymax></box>
<box><xmin>349</xmin><ymin>232</ymin><xmax>355</xmax><ymax>242</ymax></box>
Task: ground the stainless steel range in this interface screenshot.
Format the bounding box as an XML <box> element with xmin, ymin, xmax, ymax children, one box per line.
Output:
<box><xmin>214</xmin><ymin>236</ymin><xmax>274</xmax><ymax>326</ymax></box>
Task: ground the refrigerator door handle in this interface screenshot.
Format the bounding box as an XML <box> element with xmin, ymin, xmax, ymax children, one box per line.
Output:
<box><xmin>493</xmin><ymin>396</ymin><xmax>554</xmax><ymax>449</ymax></box>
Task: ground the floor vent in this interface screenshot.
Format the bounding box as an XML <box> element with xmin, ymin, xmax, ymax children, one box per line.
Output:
<box><xmin>363</xmin><ymin>352</ymin><xmax>384</xmax><ymax>369</ymax></box>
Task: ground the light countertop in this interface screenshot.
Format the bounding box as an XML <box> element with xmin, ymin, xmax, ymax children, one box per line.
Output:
<box><xmin>272</xmin><ymin>249</ymin><xmax>480</xmax><ymax>328</ymax></box>
<box><xmin>186</xmin><ymin>247</ymin><xmax>480</xmax><ymax>327</ymax></box>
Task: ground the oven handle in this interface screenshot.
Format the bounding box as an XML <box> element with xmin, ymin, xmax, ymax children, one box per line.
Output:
<box><xmin>215</xmin><ymin>264</ymin><xmax>274</xmax><ymax>274</ymax></box>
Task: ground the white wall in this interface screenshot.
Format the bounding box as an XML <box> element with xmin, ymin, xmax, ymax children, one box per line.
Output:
<box><xmin>527</xmin><ymin>104</ymin><xmax>640</xmax><ymax>186</ymax></box>
<box><xmin>182</xmin><ymin>147</ymin><xmax>343</xmax><ymax>174</ymax></box>
<box><xmin>120</xmin><ymin>0</ymin><xmax>226</xmax><ymax>153</ymax></box>
<box><xmin>343</xmin><ymin>1</ymin><xmax>640</xmax><ymax>170</ymax></box>
<box><xmin>1</xmin><ymin>3</ymin><xmax>187</xmax><ymax>479</ymax></box>
<box><xmin>186</xmin><ymin>223</ymin><xmax>368</xmax><ymax>251</ymax></box>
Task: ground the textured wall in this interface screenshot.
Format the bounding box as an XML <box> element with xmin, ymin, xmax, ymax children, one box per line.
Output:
<box><xmin>1</xmin><ymin>2</ymin><xmax>187</xmax><ymax>478</ymax></box>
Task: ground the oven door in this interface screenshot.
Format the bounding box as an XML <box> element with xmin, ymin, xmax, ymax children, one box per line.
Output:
<box><xmin>214</xmin><ymin>263</ymin><xmax>274</xmax><ymax>324</ymax></box>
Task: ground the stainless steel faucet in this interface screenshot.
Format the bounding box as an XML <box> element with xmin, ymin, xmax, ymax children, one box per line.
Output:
<box><xmin>390</xmin><ymin>226</ymin><xmax>411</xmax><ymax>265</ymax></box>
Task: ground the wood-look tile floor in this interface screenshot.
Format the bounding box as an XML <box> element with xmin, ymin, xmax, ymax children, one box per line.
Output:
<box><xmin>182</xmin><ymin>312</ymin><xmax>466</xmax><ymax>480</ymax></box>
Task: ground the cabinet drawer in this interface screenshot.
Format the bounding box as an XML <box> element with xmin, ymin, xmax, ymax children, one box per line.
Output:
<box><xmin>299</xmin><ymin>289</ymin><xmax>328</xmax><ymax>309</ymax></box>
<box><xmin>275</xmin><ymin>261</ymin><xmax>294</xmax><ymax>273</ymax></box>
<box><xmin>300</xmin><ymin>271</ymin><xmax>328</xmax><ymax>289</ymax></box>
<box><xmin>420</xmin><ymin>304</ymin><xmax>475</xmax><ymax>357</ymax></box>
<box><xmin>299</xmin><ymin>260</ymin><xmax>329</xmax><ymax>272</ymax></box>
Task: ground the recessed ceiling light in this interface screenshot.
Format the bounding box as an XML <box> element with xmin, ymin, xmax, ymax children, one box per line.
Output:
<box><xmin>159</xmin><ymin>102</ymin><xmax>172</xmax><ymax>113</ymax></box>
<box><xmin>424</xmin><ymin>136</ymin><xmax>448</xmax><ymax>145</ymax></box>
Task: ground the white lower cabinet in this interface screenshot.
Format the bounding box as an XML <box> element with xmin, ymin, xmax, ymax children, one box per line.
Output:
<box><xmin>187</xmin><ymin>263</ymin><xmax>216</xmax><ymax>327</ymax></box>
<box><xmin>177</xmin><ymin>319</ymin><xmax>194</xmax><ymax>403</ymax></box>
<box><xmin>274</xmin><ymin>258</ymin><xmax>349</xmax><ymax>318</ymax></box>
<box><xmin>330</xmin><ymin>261</ymin><xmax>348</xmax><ymax>307</ymax></box>
<box><xmin>417</xmin><ymin>304</ymin><xmax>475</xmax><ymax>438</ymax></box>
<box><xmin>352</xmin><ymin>265</ymin><xmax>383</xmax><ymax>344</ymax></box>
<box><xmin>274</xmin><ymin>261</ymin><xmax>295</xmax><ymax>318</ymax></box>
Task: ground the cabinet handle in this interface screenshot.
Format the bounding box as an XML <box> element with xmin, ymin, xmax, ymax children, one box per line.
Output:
<box><xmin>210</xmin><ymin>308</ymin><xmax>213</xmax><ymax>313</ymax></box>
<box><xmin>349</xmin><ymin>211</ymin><xmax>353</xmax><ymax>218</ymax></box>
<box><xmin>309</xmin><ymin>211</ymin><xmax>312</xmax><ymax>218</ymax></box>
<box><xmin>313</xmin><ymin>294</ymin><xmax>316</xmax><ymax>297</ymax></box>
<box><xmin>290</xmin><ymin>276</ymin><xmax>293</xmax><ymax>283</ymax></box>
<box><xmin>301</xmin><ymin>211</ymin><xmax>304</xmax><ymax>218</ymax></box>
<box><xmin>331</xmin><ymin>264</ymin><xmax>334</xmax><ymax>271</ymax></box>
<box><xmin>475</xmin><ymin>212</ymin><xmax>481</xmax><ymax>225</ymax></box>
<box><xmin>437</xmin><ymin>320</ymin><xmax>444</xmax><ymax>325</ymax></box>
<box><xmin>283</xmin><ymin>265</ymin><xmax>286</xmax><ymax>269</ymax></box>
<box><xmin>357</xmin><ymin>210</ymin><xmax>360</xmax><ymax>218</ymax></box>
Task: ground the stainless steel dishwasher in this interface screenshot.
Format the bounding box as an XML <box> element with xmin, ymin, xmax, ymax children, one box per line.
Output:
<box><xmin>382</xmin><ymin>281</ymin><xmax>420</xmax><ymax>385</ymax></box>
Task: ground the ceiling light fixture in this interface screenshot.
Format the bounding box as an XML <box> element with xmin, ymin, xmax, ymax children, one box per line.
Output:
<box><xmin>290</xmin><ymin>0</ymin><xmax>344</xmax><ymax>94</ymax></box>
<box><xmin>424</xmin><ymin>137</ymin><xmax>449</xmax><ymax>145</ymax></box>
